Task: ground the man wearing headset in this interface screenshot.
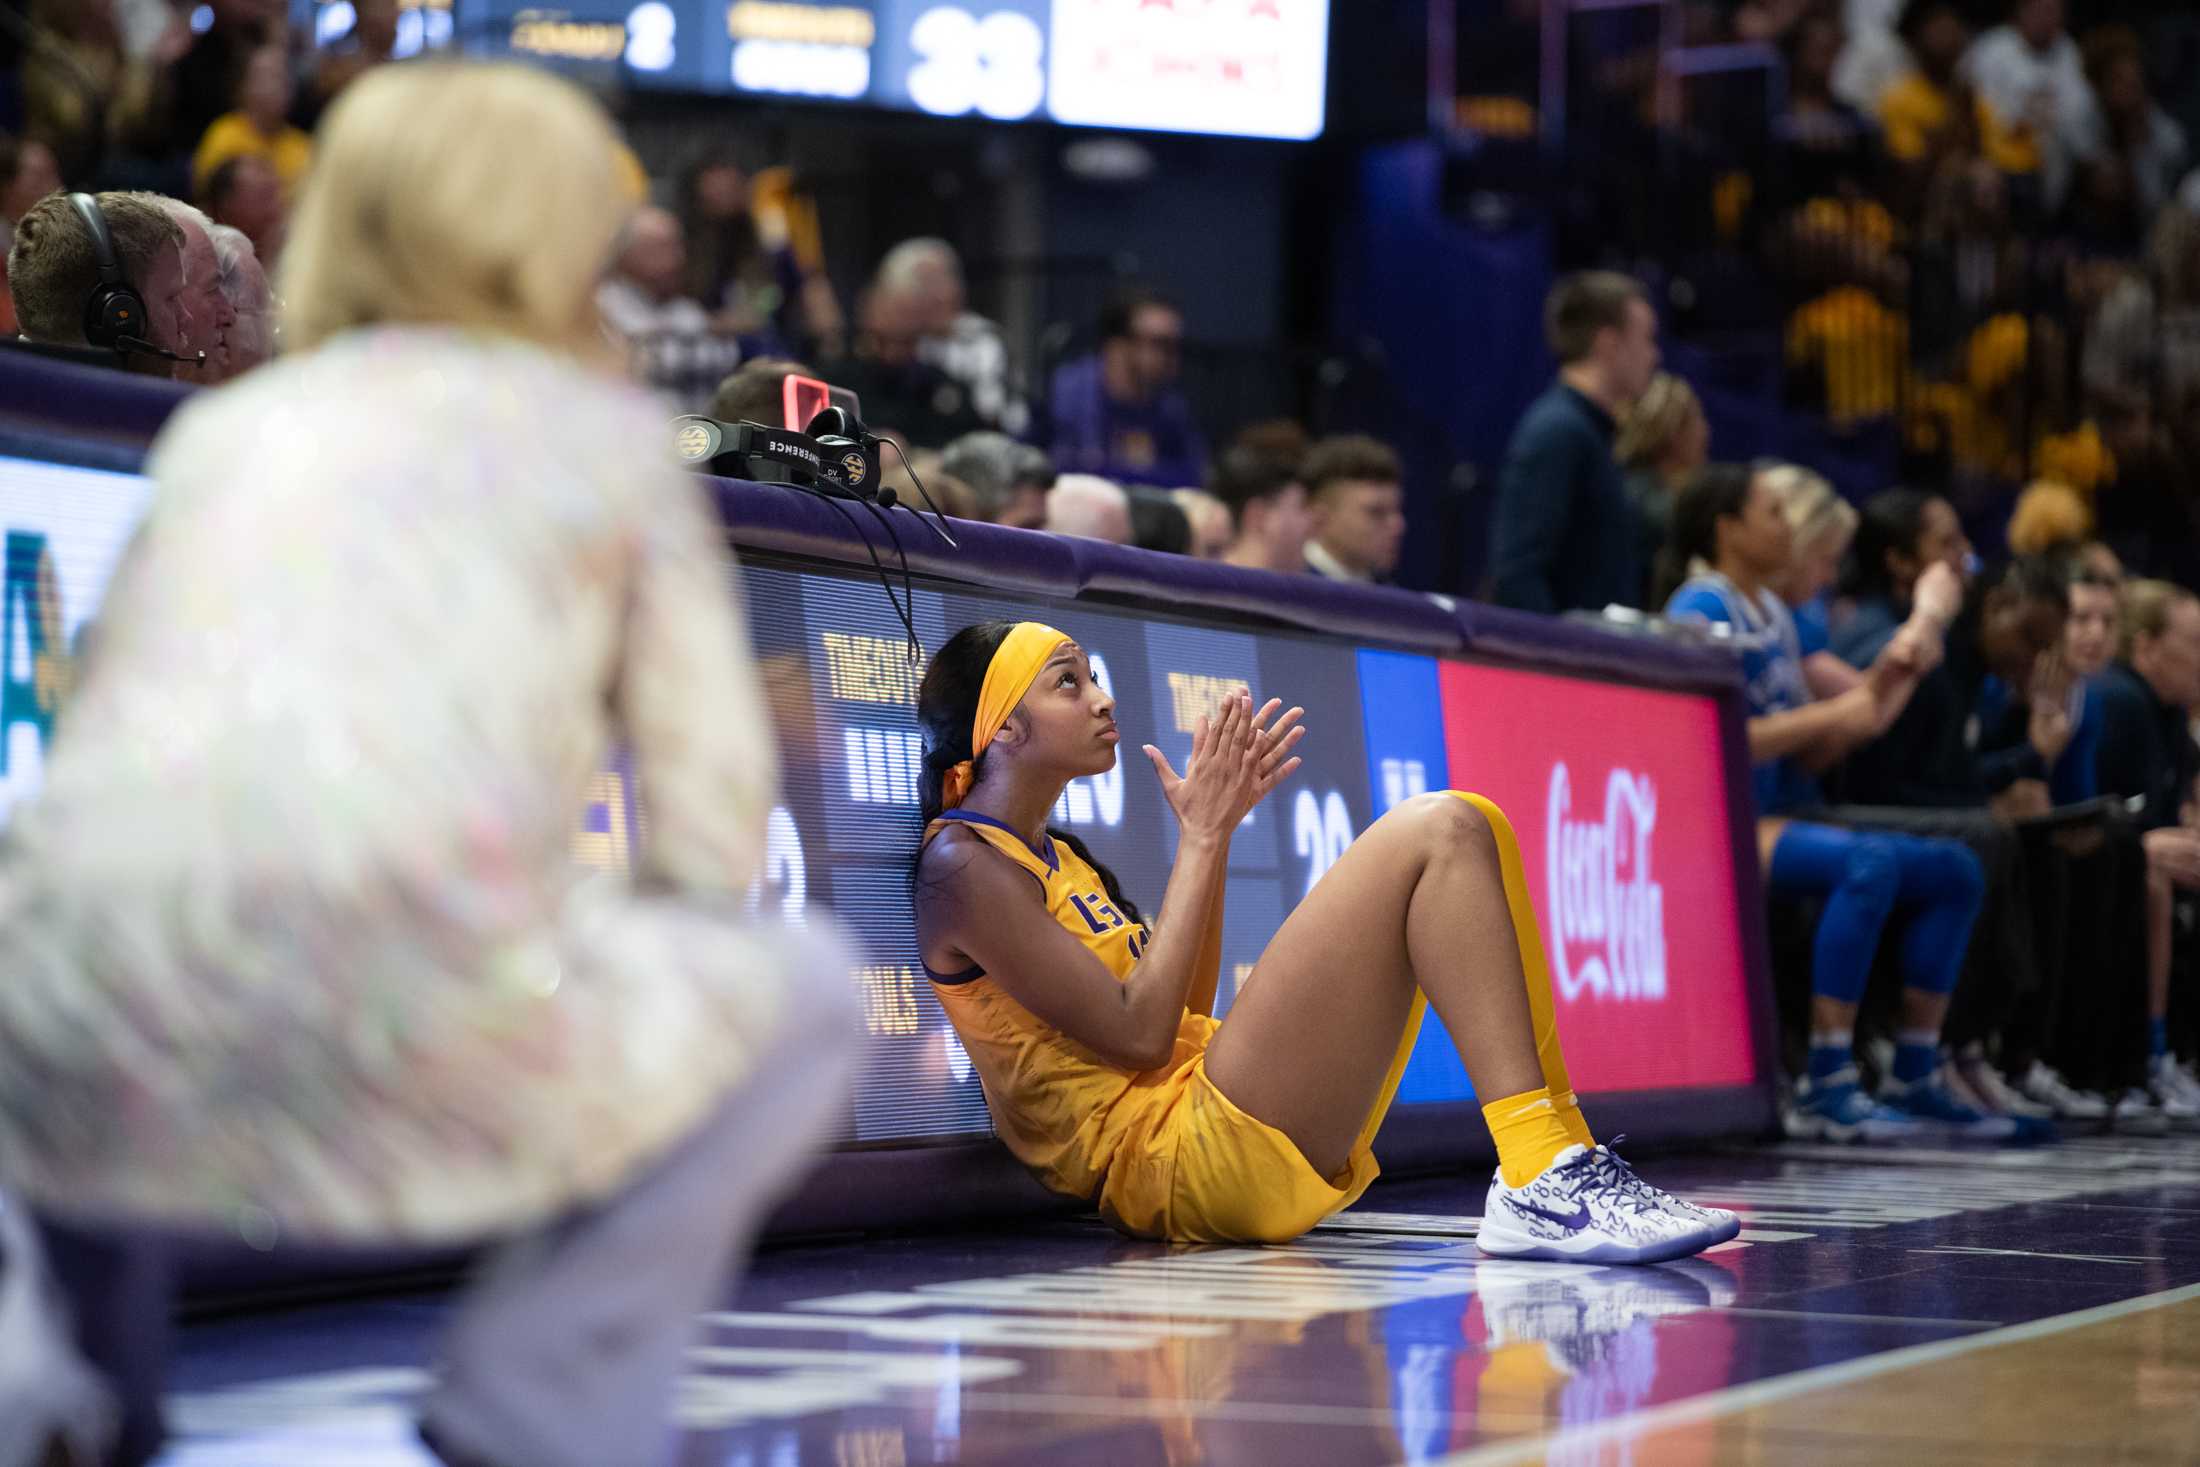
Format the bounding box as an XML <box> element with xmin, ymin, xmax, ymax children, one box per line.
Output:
<box><xmin>4</xmin><ymin>192</ymin><xmax>196</xmax><ymax>378</ymax></box>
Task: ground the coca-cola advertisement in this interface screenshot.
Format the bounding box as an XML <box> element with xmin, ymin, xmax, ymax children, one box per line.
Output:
<box><xmin>1439</xmin><ymin>661</ymin><xmax>1757</xmax><ymax>1093</ymax></box>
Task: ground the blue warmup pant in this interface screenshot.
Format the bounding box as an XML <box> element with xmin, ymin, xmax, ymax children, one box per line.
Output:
<box><xmin>1768</xmin><ymin>822</ymin><xmax>1986</xmax><ymax>1005</ymax></box>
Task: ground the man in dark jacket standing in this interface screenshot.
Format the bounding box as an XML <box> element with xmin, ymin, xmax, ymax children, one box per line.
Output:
<box><xmin>1489</xmin><ymin>272</ymin><xmax>1661</xmax><ymax>614</ymax></box>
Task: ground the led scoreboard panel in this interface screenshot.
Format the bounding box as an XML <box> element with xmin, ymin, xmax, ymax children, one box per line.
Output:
<box><xmin>0</xmin><ymin>448</ymin><xmax>1759</xmax><ymax>1152</ymax></box>
<box><xmin>294</xmin><ymin>0</ymin><xmax>1331</xmax><ymax>139</ymax></box>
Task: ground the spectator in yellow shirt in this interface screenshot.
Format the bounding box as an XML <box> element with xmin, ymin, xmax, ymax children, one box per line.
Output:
<box><xmin>193</xmin><ymin>46</ymin><xmax>312</xmax><ymax>204</ymax></box>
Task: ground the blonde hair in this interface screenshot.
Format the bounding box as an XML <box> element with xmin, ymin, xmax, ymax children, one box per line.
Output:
<box><xmin>2121</xmin><ymin>579</ymin><xmax>2199</xmax><ymax>660</ymax></box>
<box><xmin>1759</xmin><ymin>462</ymin><xmax>1857</xmax><ymax>552</ymax></box>
<box><xmin>280</xmin><ymin>62</ymin><xmax>631</xmax><ymax>360</ymax></box>
<box><xmin>1616</xmin><ymin>373</ymin><xmax>1702</xmax><ymax>468</ymax></box>
<box><xmin>2005</xmin><ymin>480</ymin><xmax>2094</xmax><ymax>557</ymax></box>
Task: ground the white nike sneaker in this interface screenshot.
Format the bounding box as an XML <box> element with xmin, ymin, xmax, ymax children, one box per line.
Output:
<box><xmin>2017</xmin><ymin>1063</ymin><xmax>2111</xmax><ymax>1123</ymax></box>
<box><xmin>1953</xmin><ymin>1055</ymin><xmax>2056</xmax><ymax>1120</ymax></box>
<box><xmin>2113</xmin><ymin>1088</ymin><xmax>2172</xmax><ymax>1137</ymax></box>
<box><xmin>1478</xmin><ymin>1145</ymin><xmax>1719</xmax><ymax>1265</ymax></box>
<box><xmin>2147</xmin><ymin>1057</ymin><xmax>2200</xmax><ymax>1132</ymax></box>
<box><xmin>1585</xmin><ymin>1140</ymin><xmax>1742</xmax><ymax>1245</ymax></box>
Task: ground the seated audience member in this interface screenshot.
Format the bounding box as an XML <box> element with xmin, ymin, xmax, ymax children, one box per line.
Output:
<box><xmin>2094</xmin><ymin>581</ymin><xmax>2200</xmax><ymax>1121</ymax></box>
<box><xmin>5</xmin><ymin>191</ymin><xmax>191</xmax><ymax>376</ymax></box>
<box><xmin>1616</xmin><ymin>373</ymin><xmax>1710</xmax><ymax>601</ymax></box>
<box><xmin>1838</xmin><ymin>553</ymin><xmax>2071</xmax><ymax>812</ymax></box>
<box><xmin>1045</xmin><ymin>474</ymin><xmax>1133</xmax><ymax>544</ymax></box>
<box><xmin>1878</xmin><ymin>1</ymin><xmax>1986</xmax><ymax>185</ymax></box>
<box><xmin>1490</xmin><ymin>272</ymin><xmax>1660</xmax><ymax>614</ymax></box>
<box><xmin>204</xmin><ymin>155</ymin><xmax>286</xmax><ymax>266</ymax></box>
<box><xmin>1831</xmin><ymin>489</ymin><xmax>1973</xmax><ymax>665</ymax></box>
<box><xmin>1834</xmin><ymin>555</ymin><xmax>2157</xmax><ymax>1121</ymax></box>
<box><xmin>879</xmin><ymin>237</ymin><xmax>1027</xmax><ymax>435</ymax></box>
<box><xmin>1959</xmin><ymin>0</ymin><xmax>2094</xmax><ymax>212</ymax></box>
<box><xmin>1047</xmin><ymin>288</ymin><xmax>1207</xmax><ymax>488</ymax></box>
<box><xmin>2068</xmin><ymin>27</ymin><xmax>2189</xmax><ymax>225</ymax></box>
<box><xmin>1173</xmin><ymin>488</ymin><xmax>1234</xmax><ymax>559</ymax></box>
<box><xmin>940</xmin><ymin>431</ymin><xmax>1054</xmax><ymax>530</ymax></box>
<box><xmin>677</xmin><ymin>148</ymin><xmax>841</xmax><ymax>358</ymax></box>
<box><xmin>1209</xmin><ymin>445</ymin><xmax>1312</xmax><ymax>576</ymax></box>
<box><xmin>165</xmin><ymin>0</ymin><xmax>282</xmax><ymax>162</ymax></box>
<box><xmin>1127</xmin><ymin>487</ymin><xmax>1192</xmax><ymax>555</ymax></box>
<box><xmin>1</xmin><ymin>135</ymin><xmax>65</xmax><ymax>336</ymax></box>
<box><xmin>708</xmin><ymin>356</ymin><xmax>813</xmax><ymax>427</ymax></box>
<box><xmin>192</xmin><ymin>45</ymin><xmax>313</xmax><ymax>205</ymax></box>
<box><xmin>0</xmin><ymin>61</ymin><xmax>856</xmax><ymax>1467</ymax></box>
<box><xmin>826</xmin><ymin>284</ymin><xmax>983</xmax><ymax>449</ymax></box>
<box><xmin>1662</xmin><ymin>466</ymin><xmax>2016</xmax><ymax>1142</ymax></box>
<box><xmin>206</xmin><ymin>222</ymin><xmax>272</xmax><ymax>376</ymax></box>
<box><xmin>148</xmin><ymin>194</ymin><xmax>236</xmax><ymax>386</ymax></box>
<box><xmin>1760</xmin><ymin>465</ymin><xmax>1868</xmax><ymax>695</ymax></box>
<box><xmin>597</xmin><ymin>206</ymin><xmax>740</xmax><ymax>410</ymax></box>
<box><xmin>17</xmin><ymin>0</ymin><xmax>177</xmax><ymax>186</ymax></box>
<box><xmin>1301</xmin><ymin>435</ymin><xmax>1406</xmax><ymax>585</ymax></box>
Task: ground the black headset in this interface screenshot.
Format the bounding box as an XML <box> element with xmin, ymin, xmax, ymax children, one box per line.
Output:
<box><xmin>66</xmin><ymin>192</ymin><xmax>201</xmax><ymax>365</ymax></box>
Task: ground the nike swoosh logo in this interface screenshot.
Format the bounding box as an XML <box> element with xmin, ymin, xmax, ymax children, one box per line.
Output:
<box><xmin>1511</xmin><ymin>1198</ymin><xmax>1592</xmax><ymax>1232</ymax></box>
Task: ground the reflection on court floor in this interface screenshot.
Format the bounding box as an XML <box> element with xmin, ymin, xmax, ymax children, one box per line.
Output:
<box><xmin>162</xmin><ymin>1136</ymin><xmax>2200</xmax><ymax>1466</ymax></box>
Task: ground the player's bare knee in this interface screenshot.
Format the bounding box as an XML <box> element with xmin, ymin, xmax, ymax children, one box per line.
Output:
<box><xmin>1407</xmin><ymin>791</ymin><xmax>1497</xmax><ymax>866</ymax></box>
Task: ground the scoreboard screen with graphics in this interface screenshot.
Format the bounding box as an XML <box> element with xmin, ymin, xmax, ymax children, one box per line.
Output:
<box><xmin>0</xmin><ymin>452</ymin><xmax>1757</xmax><ymax>1148</ymax></box>
<box><xmin>292</xmin><ymin>0</ymin><xmax>1331</xmax><ymax>140</ymax></box>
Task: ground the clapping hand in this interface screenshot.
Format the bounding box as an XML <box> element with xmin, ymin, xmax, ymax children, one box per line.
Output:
<box><xmin>1144</xmin><ymin>693</ymin><xmax>1306</xmax><ymax>842</ymax></box>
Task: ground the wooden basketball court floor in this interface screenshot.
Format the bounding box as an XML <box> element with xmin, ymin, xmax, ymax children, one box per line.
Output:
<box><xmin>158</xmin><ymin>1133</ymin><xmax>2200</xmax><ymax>1465</ymax></box>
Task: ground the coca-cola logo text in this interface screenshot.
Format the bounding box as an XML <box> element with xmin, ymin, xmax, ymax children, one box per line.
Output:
<box><xmin>1544</xmin><ymin>763</ymin><xmax>1667</xmax><ymax>1003</ymax></box>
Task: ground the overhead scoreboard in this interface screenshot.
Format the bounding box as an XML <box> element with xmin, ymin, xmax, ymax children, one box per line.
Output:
<box><xmin>294</xmin><ymin>0</ymin><xmax>1332</xmax><ymax>140</ymax></box>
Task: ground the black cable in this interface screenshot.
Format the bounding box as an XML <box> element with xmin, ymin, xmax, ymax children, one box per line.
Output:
<box><xmin>880</xmin><ymin>437</ymin><xmax>960</xmax><ymax>548</ymax></box>
<box><xmin>855</xmin><ymin>495</ymin><xmax>924</xmax><ymax>665</ymax></box>
<box><xmin>787</xmin><ymin>484</ymin><xmax>922</xmax><ymax>662</ymax></box>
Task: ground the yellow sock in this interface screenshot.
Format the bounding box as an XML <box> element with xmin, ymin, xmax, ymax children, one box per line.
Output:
<box><xmin>1551</xmin><ymin>1088</ymin><xmax>1595</xmax><ymax>1150</ymax></box>
<box><xmin>1483</xmin><ymin>1086</ymin><xmax>1580</xmax><ymax>1188</ymax></box>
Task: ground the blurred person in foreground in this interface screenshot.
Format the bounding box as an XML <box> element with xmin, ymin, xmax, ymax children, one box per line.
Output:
<box><xmin>939</xmin><ymin>430</ymin><xmax>1053</xmax><ymax>530</ymax></box>
<box><xmin>5</xmin><ymin>190</ymin><xmax>192</xmax><ymax>376</ymax></box>
<box><xmin>1046</xmin><ymin>473</ymin><xmax>1133</xmax><ymax>544</ymax></box>
<box><xmin>206</xmin><ymin>221</ymin><xmax>272</xmax><ymax>376</ymax></box>
<box><xmin>1301</xmin><ymin>434</ymin><xmax>1405</xmax><ymax>585</ymax></box>
<box><xmin>1490</xmin><ymin>271</ymin><xmax>1662</xmax><ymax>614</ymax></box>
<box><xmin>1047</xmin><ymin>287</ymin><xmax>1207</xmax><ymax>488</ymax></box>
<box><xmin>879</xmin><ymin>237</ymin><xmax>1027</xmax><ymax>434</ymax></box>
<box><xmin>1209</xmin><ymin>444</ymin><xmax>1312</xmax><ymax>576</ymax></box>
<box><xmin>0</xmin><ymin>62</ymin><xmax>856</xmax><ymax>1467</ymax></box>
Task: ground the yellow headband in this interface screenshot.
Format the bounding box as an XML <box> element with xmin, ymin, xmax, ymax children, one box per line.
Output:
<box><xmin>941</xmin><ymin>621</ymin><xmax>1069</xmax><ymax>810</ymax></box>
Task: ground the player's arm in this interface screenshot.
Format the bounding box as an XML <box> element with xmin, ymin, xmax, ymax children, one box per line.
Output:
<box><xmin>923</xmin><ymin>825</ymin><xmax>1229</xmax><ymax>1071</ymax></box>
